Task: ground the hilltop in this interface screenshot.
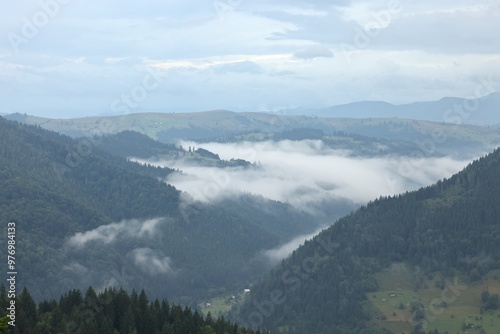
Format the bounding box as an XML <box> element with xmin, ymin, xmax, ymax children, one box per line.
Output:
<box><xmin>5</xmin><ymin>110</ymin><xmax>500</xmax><ymax>159</ymax></box>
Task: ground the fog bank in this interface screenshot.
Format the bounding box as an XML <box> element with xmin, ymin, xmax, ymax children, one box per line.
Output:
<box><xmin>136</xmin><ymin>140</ymin><xmax>472</xmax><ymax>210</ymax></box>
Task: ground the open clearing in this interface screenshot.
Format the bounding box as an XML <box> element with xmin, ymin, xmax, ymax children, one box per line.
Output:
<box><xmin>368</xmin><ymin>264</ymin><xmax>500</xmax><ymax>333</ymax></box>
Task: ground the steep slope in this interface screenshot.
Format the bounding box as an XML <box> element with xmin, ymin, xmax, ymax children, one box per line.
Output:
<box><xmin>0</xmin><ymin>117</ymin><xmax>319</xmax><ymax>303</ymax></box>
<box><xmin>99</xmin><ymin>130</ymin><xmax>253</xmax><ymax>167</ymax></box>
<box><xmin>98</xmin><ymin>129</ymin><xmax>179</xmax><ymax>159</ymax></box>
<box><xmin>237</xmin><ymin>147</ymin><xmax>500</xmax><ymax>333</ymax></box>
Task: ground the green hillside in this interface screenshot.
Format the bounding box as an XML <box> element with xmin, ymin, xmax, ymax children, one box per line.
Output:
<box><xmin>6</xmin><ymin>112</ymin><xmax>500</xmax><ymax>158</ymax></box>
<box><xmin>0</xmin><ymin>117</ymin><xmax>321</xmax><ymax>303</ymax></box>
<box><xmin>237</xmin><ymin>147</ymin><xmax>500</xmax><ymax>333</ymax></box>
<box><xmin>98</xmin><ymin>130</ymin><xmax>252</xmax><ymax>167</ymax></box>
<box><xmin>368</xmin><ymin>265</ymin><xmax>500</xmax><ymax>333</ymax></box>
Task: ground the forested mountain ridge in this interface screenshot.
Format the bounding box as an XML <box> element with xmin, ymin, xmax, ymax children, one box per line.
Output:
<box><xmin>99</xmin><ymin>130</ymin><xmax>253</xmax><ymax>167</ymax></box>
<box><xmin>0</xmin><ymin>117</ymin><xmax>180</xmax><ymax>252</ymax></box>
<box><xmin>99</xmin><ymin>129</ymin><xmax>179</xmax><ymax>159</ymax></box>
<box><xmin>237</xmin><ymin>147</ymin><xmax>500</xmax><ymax>333</ymax></box>
<box><xmin>0</xmin><ymin>117</ymin><xmax>320</xmax><ymax>303</ymax></box>
<box><xmin>6</xmin><ymin>112</ymin><xmax>500</xmax><ymax>158</ymax></box>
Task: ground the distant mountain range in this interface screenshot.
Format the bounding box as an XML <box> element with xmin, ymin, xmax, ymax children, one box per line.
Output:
<box><xmin>282</xmin><ymin>93</ymin><xmax>500</xmax><ymax>125</ymax></box>
<box><xmin>5</xmin><ymin>103</ymin><xmax>500</xmax><ymax>159</ymax></box>
<box><xmin>6</xmin><ymin>93</ymin><xmax>500</xmax><ymax>127</ymax></box>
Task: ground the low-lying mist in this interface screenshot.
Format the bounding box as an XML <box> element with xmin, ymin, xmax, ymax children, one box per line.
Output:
<box><xmin>263</xmin><ymin>227</ymin><xmax>327</xmax><ymax>265</ymax></box>
<box><xmin>134</xmin><ymin>140</ymin><xmax>473</xmax><ymax>211</ymax></box>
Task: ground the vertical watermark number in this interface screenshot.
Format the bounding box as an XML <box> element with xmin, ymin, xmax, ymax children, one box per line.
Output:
<box><xmin>6</xmin><ymin>222</ymin><xmax>17</xmax><ymax>327</ymax></box>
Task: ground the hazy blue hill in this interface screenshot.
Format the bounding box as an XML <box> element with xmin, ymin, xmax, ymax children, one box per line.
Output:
<box><xmin>475</xmin><ymin>92</ymin><xmax>500</xmax><ymax>124</ymax></box>
<box><xmin>316</xmin><ymin>101</ymin><xmax>398</xmax><ymax>118</ymax></box>
<box><xmin>237</xmin><ymin>147</ymin><xmax>500</xmax><ymax>333</ymax></box>
<box><xmin>5</xmin><ymin>104</ymin><xmax>500</xmax><ymax>159</ymax></box>
<box><xmin>396</xmin><ymin>95</ymin><xmax>486</xmax><ymax>124</ymax></box>
<box><xmin>293</xmin><ymin>93</ymin><xmax>500</xmax><ymax>125</ymax></box>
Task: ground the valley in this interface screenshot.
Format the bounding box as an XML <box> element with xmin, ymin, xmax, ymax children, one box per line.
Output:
<box><xmin>1</xmin><ymin>107</ymin><xmax>500</xmax><ymax>333</ymax></box>
<box><xmin>2</xmin><ymin>1</ymin><xmax>500</xmax><ymax>333</ymax></box>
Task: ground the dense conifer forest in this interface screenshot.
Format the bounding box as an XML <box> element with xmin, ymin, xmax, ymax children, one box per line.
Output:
<box><xmin>3</xmin><ymin>115</ymin><xmax>500</xmax><ymax>333</ymax></box>
<box><xmin>238</xmin><ymin>148</ymin><xmax>500</xmax><ymax>333</ymax></box>
<box><xmin>0</xmin><ymin>117</ymin><xmax>320</xmax><ymax>302</ymax></box>
<box><xmin>0</xmin><ymin>284</ymin><xmax>265</xmax><ymax>334</ymax></box>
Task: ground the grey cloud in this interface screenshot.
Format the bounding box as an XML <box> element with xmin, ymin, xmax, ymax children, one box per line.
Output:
<box><xmin>264</xmin><ymin>2</ymin><xmax>500</xmax><ymax>55</ymax></box>
<box><xmin>129</xmin><ymin>247</ymin><xmax>175</xmax><ymax>276</ymax></box>
<box><xmin>31</xmin><ymin>1</ymin><xmax>215</xmax><ymax>22</ymax></box>
<box><xmin>213</xmin><ymin>61</ymin><xmax>262</xmax><ymax>74</ymax></box>
<box><xmin>270</xmin><ymin>70</ymin><xmax>296</xmax><ymax>77</ymax></box>
<box><xmin>62</xmin><ymin>262</ymin><xmax>89</xmax><ymax>275</ymax></box>
<box><xmin>250</xmin><ymin>0</ymin><xmax>352</xmax><ymax>11</ymax></box>
<box><xmin>293</xmin><ymin>45</ymin><xmax>333</xmax><ymax>59</ymax></box>
<box><xmin>263</xmin><ymin>227</ymin><xmax>325</xmax><ymax>264</ymax></box>
<box><xmin>374</xmin><ymin>8</ymin><xmax>500</xmax><ymax>54</ymax></box>
<box><xmin>67</xmin><ymin>218</ymin><xmax>164</xmax><ymax>249</ymax></box>
<box><xmin>98</xmin><ymin>277</ymin><xmax>122</xmax><ymax>290</ymax></box>
<box><xmin>2</xmin><ymin>54</ymin><xmax>64</xmax><ymax>68</ymax></box>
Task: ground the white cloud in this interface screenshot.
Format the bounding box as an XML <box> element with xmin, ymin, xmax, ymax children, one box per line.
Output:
<box><xmin>134</xmin><ymin>140</ymin><xmax>472</xmax><ymax>210</ymax></box>
<box><xmin>67</xmin><ymin>218</ymin><xmax>164</xmax><ymax>249</ymax></box>
<box><xmin>62</xmin><ymin>262</ymin><xmax>89</xmax><ymax>275</ymax></box>
<box><xmin>154</xmin><ymin>54</ymin><xmax>291</xmax><ymax>71</ymax></box>
<box><xmin>263</xmin><ymin>227</ymin><xmax>326</xmax><ymax>264</ymax></box>
<box><xmin>293</xmin><ymin>45</ymin><xmax>333</xmax><ymax>59</ymax></box>
<box><xmin>282</xmin><ymin>8</ymin><xmax>329</xmax><ymax>17</ymax></box>
<box><xmin>129</xmin><ymin>247</ymin><xmax>175</xmax><ymax>276</ymax></box>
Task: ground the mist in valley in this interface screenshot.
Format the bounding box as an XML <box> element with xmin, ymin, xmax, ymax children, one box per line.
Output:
<box><xmin>127</xmin><ymin>139</ymin><xmax>475</xmax><ymax>269</ymax></box>
<box><xmin>135</xmin><ymin>139</ymin><xmax>473</xmax><ymax>211</ymax></box>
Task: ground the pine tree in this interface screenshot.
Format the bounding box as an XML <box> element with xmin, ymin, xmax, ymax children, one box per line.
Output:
<box><xmin>0</xmin><ymin>285</ymin><xmax>7</xmax><ymax>312</ymax></box>
<box><xmin>0</xmin><ymin>316</ymin><xmax>10</xmax><ymax>334</ymax></box>
<box><xmin>16</xmin><ymin>287</ymin><xmax>37</xmax><ymax>333</ymax></box>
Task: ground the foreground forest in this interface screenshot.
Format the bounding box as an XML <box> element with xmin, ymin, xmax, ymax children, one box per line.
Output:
<box><xmin>0</xmin><ymin>285</ymin><xmax>265</xmax><ymax>334</ymax></box>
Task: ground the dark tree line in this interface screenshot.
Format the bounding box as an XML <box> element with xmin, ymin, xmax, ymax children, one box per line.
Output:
<box><xmin>0</xmin><ymin>284</ymin><xmax>266</xmax><ymax>334</ymax></box>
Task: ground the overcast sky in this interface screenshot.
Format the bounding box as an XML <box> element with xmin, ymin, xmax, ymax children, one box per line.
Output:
<box><xmin>1</xmin><ymin>0</ymin><xmax>499</xmax><ymax>117</ymax></box>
